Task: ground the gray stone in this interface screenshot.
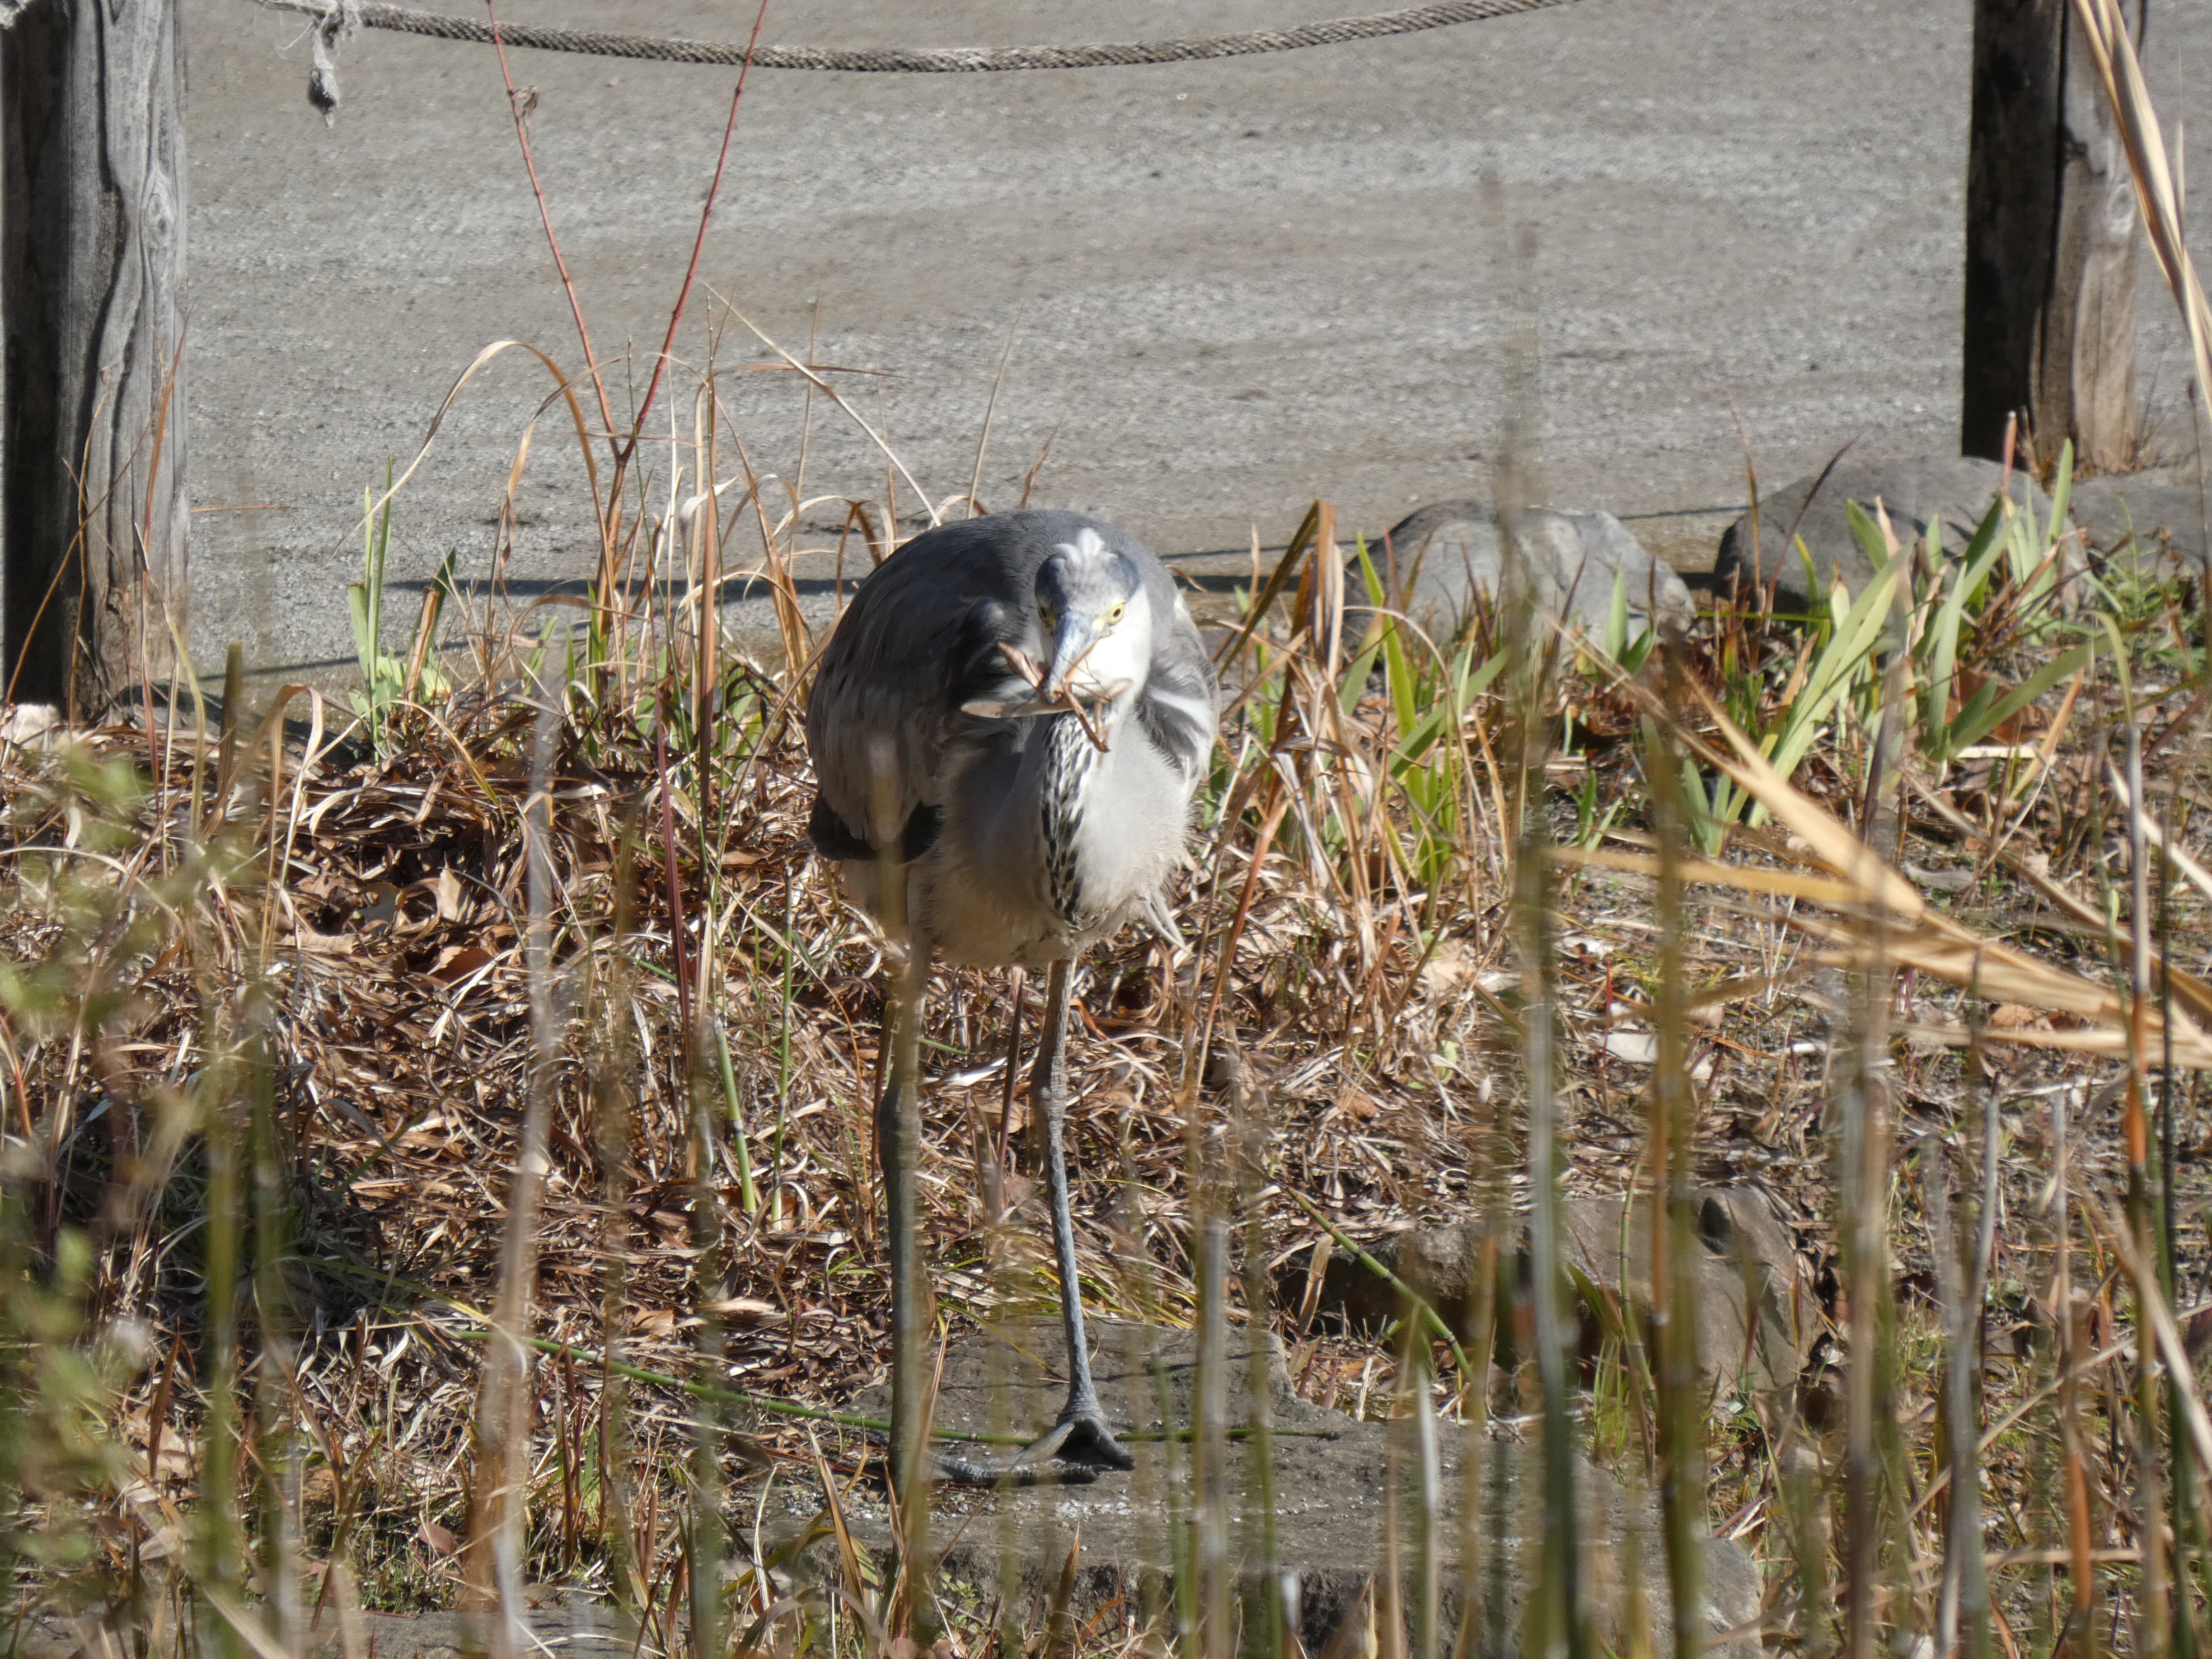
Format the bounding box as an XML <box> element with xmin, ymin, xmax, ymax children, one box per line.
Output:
<box><xmin>20</xmin><ymin>1598</ymin><xmax>632</xmax><ymax>1659</ymax></box>
<box><xmin>2068</xmin><ymin>463</ymin><xmax>2212</xmax><ymax>581</ymax></box>
<box><xmin>1715</xmin><ymin>455</ymin><xmax>2049</xmax><ymax>611</ymax></box>
<box><xmin>834</xmin><ymin>1318</ymin><xmax>1759</xmax><ymax>1659</ymax></box>
<box><xmin>1368</xmin><ymin>500</ymin><xmax>1694</xmax><ymax>646</ymax></box>
<box><xmin>1315</xmin><ymin>1214</ymin><xmax>1500</xmax><ymax>1336</ymax></box>
<box><xmin>1556</xmin><ymin>1190</ymin><xmax>1808</xmax><ymax>1399</ymax></box>
<box><xmin>1313</xmin><ymin>1188</ymin><xmax>1808</xmax><ymax>1398</ymax></box>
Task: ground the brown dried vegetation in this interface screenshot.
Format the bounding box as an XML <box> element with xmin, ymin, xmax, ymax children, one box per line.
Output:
<box><xmin>6</xmin><ymin>4</ymin><xmax>2212</xmax><ymax>1653</ymax></box>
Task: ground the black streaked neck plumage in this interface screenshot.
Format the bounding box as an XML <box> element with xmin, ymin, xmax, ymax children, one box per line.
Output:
<box><xmin>1040</xmin><ymin>712</ymin><xmax>1106</xmax><ymax>928</ymax></box>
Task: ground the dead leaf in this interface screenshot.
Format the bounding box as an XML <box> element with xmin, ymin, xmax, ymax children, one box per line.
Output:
<box><xmin>1602</xmin><ymin>1029</ymin><xmax>1659</xmax><ymax>1064</ymax></box>
<box><xmin>1418</xmin><ymin>938</ymin><xmax>1477</xmax><ymax>998</ymax></box>
<box><xmin>282</xmin><ymin>926</ymin><xmax>355</xmax><ymax>956</ymax></box>
<box><xmin>699</xmin><ymin>1295</ymin><xmax>779</xmax><ymax>1322</ymax></box>
<box><xmin>1950</xmin><ymin>666</ymin><xmax>2048</xmax><ymax>744</ymax></box>
<box><xmin>430</xmin><ymin>944</ymin><xmax>497</xmax><ymax>984</ymax></box>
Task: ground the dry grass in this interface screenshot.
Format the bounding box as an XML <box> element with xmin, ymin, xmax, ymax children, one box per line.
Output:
<box><xmin>3</xmin><ymin>437</ymin><xmax>2209</xmax><ymax>1654</ymax></box>
<box><xmin>7</xmin><ymin>15</ymin><xmax>2212</xmax><ymax>1657</ymax></box>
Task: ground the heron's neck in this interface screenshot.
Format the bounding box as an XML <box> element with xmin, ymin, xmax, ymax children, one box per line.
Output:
<box><xmin>1039</xmin><ymin>708</ymin><xmax>1112</xmax><ymax>927</ymax></box>
<box><xmin>1039</xmin><ymin>676</ymin><xmax>1142</xmax><ymax>808</ymax></box>
<box><xmin>1041</xmin><ymin>706</ymin><xmax>1111</xmax><ymax>788</ymax></box>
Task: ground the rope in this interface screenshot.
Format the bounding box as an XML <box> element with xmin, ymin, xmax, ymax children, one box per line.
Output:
<box><xmin>249</xmin><ymin>0</ymin><xmax>1584</xmax><ymax>73</ymax></box>
<box><xmin>306</xmin><ymin>0</ymin><xmax>361</xmax><ymax>118</ymax></box>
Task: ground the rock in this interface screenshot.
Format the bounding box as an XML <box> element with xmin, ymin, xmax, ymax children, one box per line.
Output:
<box><xmin>21</xmin><ymin>1603</ymin><xmax>634</xmax><ymax>1659</ymax></box>
<box><xmin>1601</xmin><ymin>1029</ymin><xmax>1660</xmax><ymax>1064</ymax></box>
<box><xmin>1311</xmin><ymin>1187</ymin><xmax>1807</xmax><ymax>1397</ymax></box>
<box><xmin>0</xmin><ymin>703</ymin><xmax>64</xmax><ymax>748</ymax></box>
<box><xmin>1368</xmin><ymin>500</ymin><xmax>1694</xmax><ymax>644</ymax></box>
<box><xmin>2068</xmin><ymin>462</ymin><xmax>2210</xmax><ymax>581</ymax></box>
<box><xmin>335</xmin><ymin>1606</ymin><xmax>630</xmax><ymax>1659</ymax></box>
<box><xmin>1556</xmin><ymin>1189</ymin><xmax>1807</xmax><ymax>1398</ymax></box>
<box><xmin>834</xmin><ymin>1318</ymin><xmax>1757</xmax><ymax>1659</ymax></box>
<box><xmin>1715</xmin><ymin>455</ymin><xmax>2048</xmax><ymax>611</ymax></box>
<box><xmin>1315</xmin><ymin>1217</ymin><xmax>1501</xmax><ymax>1336</ymax></box>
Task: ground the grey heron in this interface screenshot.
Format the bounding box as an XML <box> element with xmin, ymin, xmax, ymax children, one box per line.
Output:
<box><xmin>805</xmin><ymin>510</ymin><xmax>1218</xmax><ymax>1483</ymax></box>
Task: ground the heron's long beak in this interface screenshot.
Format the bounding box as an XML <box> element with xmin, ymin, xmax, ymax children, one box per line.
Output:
<box><xmin>957</xmin><ymin>624</ymin><xmax>1128</xmax><ymax>722</ymax></box>
<box><xmin>1044</xmin><ymin>614</ymin><xmax>1111</xmax><ymax>703</ymax></box>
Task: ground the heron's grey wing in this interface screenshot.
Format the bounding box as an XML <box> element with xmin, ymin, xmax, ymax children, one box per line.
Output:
<box><xmin>804</xmin><ymin>530</ymin><xmax>1040</xmax><ymax>855</ymax></box>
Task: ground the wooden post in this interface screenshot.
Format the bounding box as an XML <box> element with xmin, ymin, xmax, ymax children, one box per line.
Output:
<box><xmin>1</xmin><ymin>0</ymin><xmax>189</xmax><ymax>710</ymax></box>
<box><xmin>1962</xmin><ymin>0</ymin><xmax>2142</xmax><ymax>470</ymax></box>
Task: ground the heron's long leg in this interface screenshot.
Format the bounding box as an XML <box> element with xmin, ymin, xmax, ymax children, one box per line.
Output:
<box><xmin>1031</xmin><ymin>957</ymin><xmax>1134</xmax><ymax>1469</ymax></box>
<box><xmin>875</xmin><ymin>949</ymin><xmax>1120</xmax><ymax>1490</ymax></box>
<box><xmin>877</xmin><ymin>942</ymin><xmax>932</xmax><ymax>1512</ymax></box>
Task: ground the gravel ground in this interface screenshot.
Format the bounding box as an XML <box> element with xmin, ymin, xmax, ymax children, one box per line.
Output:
<box><xmin>181</xmin><ymin>0</ymin><xmax>2212</xmax><ymax>681</ymax></box>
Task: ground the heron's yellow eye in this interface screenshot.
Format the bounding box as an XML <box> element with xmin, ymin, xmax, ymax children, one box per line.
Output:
<box><xmin>1105</xmin><ymin>602</ymin><xmax>1126</xmax><ymax>626</ymax></box>
<box><xmin>1039</xmin><ymin>603</ymin><xmax>1056</xmax><ymax>629</ymax></box>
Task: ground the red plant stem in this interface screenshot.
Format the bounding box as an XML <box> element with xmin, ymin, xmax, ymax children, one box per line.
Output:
<box><xmin>487</xmin><ymin>0</ymin><xmax>765</xmax><ymax>671</ymax></box>
<box><xmin>615</xmin><ymin>0</ymin><xmax>773</xmax><ymax>479</ymax></box>
<box><xmin>484</xmin><ymin>2</ymin><xmax>615</xmax><ymax>444</ymax></box>
<box><xmin>2051</xmin><ymin>1087</ymin><xmax>2097</xmax><ymax>1655</ymax></box>
<box><xmin>656</xmin><ymin>713</ymin><xmax>693</xmax><ymax>1047</ymax></box>
<box><xmin>2123</xmin><ymin>725</ymin><xmax>2172</xmax><ymax>1650</ymax></box>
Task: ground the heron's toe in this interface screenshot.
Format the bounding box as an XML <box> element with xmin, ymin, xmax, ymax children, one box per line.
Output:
<box><xmin>914</xmin><ymin>1412</ymin><xmax>1134</xmax><ymax>1486</ymax></box>
<box><xmin>925</xmin><ymin>1444</ymin><xmax>1100</xmax><ymax>1487</ymax></box>
<box><xmin>1051</xmin><ymin>1411</ymin><xmax>1136</xmax><ymax>1472</ymax></box>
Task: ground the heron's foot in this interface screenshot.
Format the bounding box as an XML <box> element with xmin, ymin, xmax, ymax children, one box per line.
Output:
<box><xmin>1041</xmin><ymin>1406</ymin><xmax>1137</xmax><ymax>1472</ymax></box>
<box><xmin>920</xmin><ymin>1410</ymin><xmax>1134</xmax><ymax>1487</ymax></box>
<box><xmin>922</xmin><ymin>1445</ymin><xmax>1098</xmax><ymax>1487</ymax></box>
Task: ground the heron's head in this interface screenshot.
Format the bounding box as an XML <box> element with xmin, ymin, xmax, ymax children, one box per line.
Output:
<box><xmin>1035</xmin><ymin>528</ymin><xmax>1152</xmax><ymax>708</ymax></box>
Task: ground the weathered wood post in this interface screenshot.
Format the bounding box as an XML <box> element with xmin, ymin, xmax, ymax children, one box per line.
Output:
<box><xmin>1962</xmin><ymin>0</ymin><xmax>2144</xmax><ymax>471</ymax></box>
<box><xmin>1</xmin><ymin>0</ymin><xmax>189</xmax><ymax>709</ymax></box>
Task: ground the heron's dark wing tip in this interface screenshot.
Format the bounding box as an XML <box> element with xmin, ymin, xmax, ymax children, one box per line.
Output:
<box><xmin>900</xmin><ymin>802</ymin><xmax>942</xmax><ymax>862</ymax></box>
<box><xmin>807</xmin><ymin>793</ymin><xmax>942</xmax><ymax>864</ymax></box>
<box><xmin>807</xmin><ymin>794</ymin><xmax>875</xmax><ymax>861</ymax></box>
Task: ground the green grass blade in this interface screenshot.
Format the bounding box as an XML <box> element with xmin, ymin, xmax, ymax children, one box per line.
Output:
<box><xmin>1845</xmin><ymin>497</ymin><xmax>1895</xmax><ymax>575</ymax></box>
<box><xmin>1944</xmin><ymin>644</ymin><xmax>2090</xmax><ymax>755</ymax></box>
<box><xmin>1924</xmin><ymin>524</ymin><xmax>1975</xmax><ymax>757</ymax></box>
<box><xmin>1758</xmin><ymin>546</ymin><xmax>1906</xmax><ymax>802</ymax></box>
<box><xmin>347</xmin><ymin>583</ymin><xmax>375</xmax><ymax>679</ymax></box>
<box><xmin>1338</xmin><ymin>636</ymin><xmax>1386</xmax><ymax>714</ymax></box>
<box><xmin>1338</xmin><ymin>536</ymin><xmax>1393</xmax><ymax>714</ymax></box>
<box><xmin>2047</xmin><ymin>439</ymin><xmax>2074</xmax><ymax>537</ymax></box>
<box><xmin>1955</xmin><ymin>495</ymin><xmax>2011</xmax><ymax>609</ymax></box>
<box><xmin>1390</xmin><ymin>645</ymin><xmax>1503</xmax><ymax>775</ymax></box>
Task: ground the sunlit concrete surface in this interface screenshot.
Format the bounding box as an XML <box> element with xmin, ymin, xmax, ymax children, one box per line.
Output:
<box><xmin>181</xmin><ymin>0</ymin><xmax>2212</xmax><ymax>680</ymax></box>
